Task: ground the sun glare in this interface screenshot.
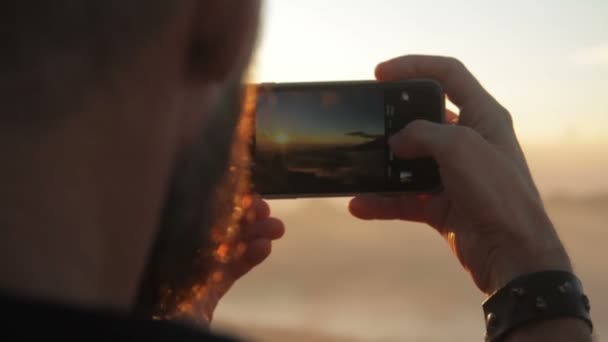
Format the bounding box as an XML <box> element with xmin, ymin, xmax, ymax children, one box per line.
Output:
<box><xmin>274</xmin><ymin>133</ymin><xmax>289</xmax><ymax>145</ymax></box>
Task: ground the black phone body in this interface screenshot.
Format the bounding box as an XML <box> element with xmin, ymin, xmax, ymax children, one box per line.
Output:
<box><xmin>250</xmin><ymin>79</ymin><xmax>444</xmax><ymax>199</ymax></box>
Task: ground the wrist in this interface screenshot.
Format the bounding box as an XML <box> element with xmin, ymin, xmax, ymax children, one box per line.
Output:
<box><xmin>485</xmin><ymin>208</ymin><xmax>572</xmax><ymax>295</ymax></box>
<box><xmin>482</xmin><ymin>271</ymin><xmax>593</xmax><ymax>342</ymax></box>
<box><xmin>487</xmin><ymin>242</ymin><xmax>572</xmax><ymax>296</ymax></box>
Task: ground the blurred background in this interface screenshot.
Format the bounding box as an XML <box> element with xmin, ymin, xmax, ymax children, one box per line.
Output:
<box><xmin>213</xmin><ymin>0</ymin><xmax>608</xmax><ymax>340</ymax></box>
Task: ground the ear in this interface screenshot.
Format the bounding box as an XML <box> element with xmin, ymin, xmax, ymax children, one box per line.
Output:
<box><xmin>188</xmin><ymin>1</ymin><xmax>261</xmax><ymax>84</ymax></box>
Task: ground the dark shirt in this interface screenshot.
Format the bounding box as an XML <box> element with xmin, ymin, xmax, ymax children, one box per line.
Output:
<box><xmin>0</xmin><ymin>293</ymin><xmax>241</xmax><ymax>341</ymax></box>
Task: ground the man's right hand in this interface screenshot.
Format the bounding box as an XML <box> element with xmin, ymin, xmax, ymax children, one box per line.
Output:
<box><xmin>348</xmin><ymin>55</ymin><xmax>572</xmax><ymax>295</ymax></box>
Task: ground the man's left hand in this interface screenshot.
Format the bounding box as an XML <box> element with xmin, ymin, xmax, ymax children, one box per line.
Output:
<box><xmin>204</xmin><ymin>197</ymin><xmax>285</xmax><ymax>322</ymax></box>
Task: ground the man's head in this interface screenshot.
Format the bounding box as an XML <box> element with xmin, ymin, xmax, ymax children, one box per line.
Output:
<box><xmin>0</xmin><ymin>0</ymin><xmax>261</xmax><ymax>315</ymax></box>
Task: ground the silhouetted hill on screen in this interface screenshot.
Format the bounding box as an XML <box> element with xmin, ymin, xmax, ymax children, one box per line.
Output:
<box><xmin>336</xmin><ymin>137</ymin><xmax>384</xmax><ymax>151</ymax></box>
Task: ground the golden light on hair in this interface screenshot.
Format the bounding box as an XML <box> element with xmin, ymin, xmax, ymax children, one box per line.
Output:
<box><xmin>241</xmin><ymin>194</ymin><xmax>254</xmax><ymax>209</ymax></box>
<box><xmin>150</xmin><ymin>82</ymin><xmax>260</xmax><ymax>326</ymax></box>
<box><xmin>214</xmin><ymin>243</ymin><xmax>231</xmax><ymax>262</ymax></box>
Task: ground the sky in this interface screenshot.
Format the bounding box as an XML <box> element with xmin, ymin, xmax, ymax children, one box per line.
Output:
<box><xmin>251</xmin><ymin>0</ymin><xmax>608</xmax><ymax>148</ymax></box>
<box><xmin>256</xmin><ymin>88</ymin><xmax>384</xmax><ymax>147</ymax></box>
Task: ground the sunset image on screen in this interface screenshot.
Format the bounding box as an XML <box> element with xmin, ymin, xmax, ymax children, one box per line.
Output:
<box><xmin>274</xmin><ymin>132</ymin><xmax>289</xmax><ymax>145</ymax></box>
<box><xmin>253</xmin><ymin>88</ymin><xmax>386</xmax><ymax>195</ymax></box>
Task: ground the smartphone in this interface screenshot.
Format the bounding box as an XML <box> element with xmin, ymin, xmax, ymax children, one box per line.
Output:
<box><xmin>250</xmin><ymin>79</ymin><xmax>444</xmax><ymax>199</ymax></box>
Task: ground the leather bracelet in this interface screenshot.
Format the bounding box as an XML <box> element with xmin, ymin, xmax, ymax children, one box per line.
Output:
<box><xmin>482</xmin><ymin>270</ymin><xmax>593</xmax><ymax>342</ymax></box>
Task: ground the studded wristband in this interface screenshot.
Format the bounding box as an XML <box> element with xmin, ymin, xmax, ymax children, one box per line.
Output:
<box><xmin>482</xmin><ymin>270</ymin><xmax>593</xmax><ymax>342</ymax></box>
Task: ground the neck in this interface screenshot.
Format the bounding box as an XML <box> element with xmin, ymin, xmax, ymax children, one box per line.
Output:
<box><xmin>0</xmin><ymin>104</ymin><xmax>175</xmax><ymax>314</ymax></box>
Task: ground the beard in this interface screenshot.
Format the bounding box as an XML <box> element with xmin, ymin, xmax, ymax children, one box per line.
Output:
<box><xmin>133</xmin><ymin>78</ymin><xmax>253</xmax><ymax>323</ymax></box>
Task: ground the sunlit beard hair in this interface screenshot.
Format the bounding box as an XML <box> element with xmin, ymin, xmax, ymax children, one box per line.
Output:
<box><xmin>133</xmin><ymin>78</ymin><xmax>247</xmax><ymax>321</ymax></box>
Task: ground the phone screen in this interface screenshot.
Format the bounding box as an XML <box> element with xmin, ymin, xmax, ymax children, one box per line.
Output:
<box><xmin>251</xmin><ymin>81</ymin><xmax>443</xmax><ymax>198</ymax></box>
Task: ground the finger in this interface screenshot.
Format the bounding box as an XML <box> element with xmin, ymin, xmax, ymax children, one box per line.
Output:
<box><xmin>446</xmin><ymin>108</ymin><xmax>459</xmax><ymax>124</ymax></box>
<box><xmin>389</xmin><ymin>119</ymin><xmax>483</xmax><ymax>162</ymax></box>
<box><xmin>375</xmin><ymin>55</ymin><xmax>492</xmax><ymax>109</ymax></box>
<box><xmin>376</xmin><ymin>55</ymin><xmax>515</xmax><ymax>148</ymax></box>
<box><xmin>348</xmin><ymin>194</ymin><xmax>429</xmax><ymax>223</ymax></box>
<box><xmin>242</xmin><ymin>196</ymin><xmax>271</xmax><ymax>223</ymax></box>
<box><xmin>241</xmin><ymin>217</ymin><xmax>285</xmax><ymax>240</ymax></box>
<box><xmin>389</xmin><ymin>120</ymin><xmax>451</xmax><ymax>160</ymax></box>
<box><xmin>227</xmin><ymin>239</ymin><xmax>272</xmax><ymax>279</ymax></box>
<box><xmin>252</xmin><ymin>197</ymin><xmax>271</xmax><ymax>220</ymax></box>
<box><xmin>242</xmin><ymin>239</ymin><xmax>272</xmax><ymax>266</ymax></box>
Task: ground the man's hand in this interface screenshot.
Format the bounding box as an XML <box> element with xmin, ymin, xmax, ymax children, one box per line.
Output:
<box><xmin>203</xmin><ymin>197</ymin><xmax>284</xmax><ymax>322</ymax></box>
<box><xmin>348</xmin><ymin>55</ymin><xmax>572</xmax><ymax>295</ymax></box>
<box><xmin>221</xmin><ymin>197</ymin><xmax>285</xmax><ymax>290</ymax></box>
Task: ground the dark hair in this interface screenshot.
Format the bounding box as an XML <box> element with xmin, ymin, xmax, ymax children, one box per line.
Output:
<box><xmin>0</xmin><ymin>1</ymin><xmax>175</xmax><ymax>123</ymax></box>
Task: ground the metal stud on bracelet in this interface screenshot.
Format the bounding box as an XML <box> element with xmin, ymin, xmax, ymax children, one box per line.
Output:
<box><xmin>482</xmin><ymin>270</ymin><xmax>593</xmax><ymax>342</ymax></box>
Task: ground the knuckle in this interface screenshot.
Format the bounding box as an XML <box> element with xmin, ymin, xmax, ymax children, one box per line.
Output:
<box><xmin>443</xmin><ymin>126</ymin><xmax>480</xmax><ymax>158</ymax></box>
<box><xmin>483</xmin><ymin>101</ymin><xmax>516</xmax><ymax>135</ymax></box>
<box><xmin>496</xmin><ymin>105</ymin><xmax>514</xmax><ymax>128</ymax></box>
<box><xmin>466</xmin><ymin>99</ymin><xmax>516</xmax><ymax>137</ymax></box>
<box><xmin>445</xmin><ymin>56</ymin><xmax>467</xmax><ymax>73</ymax></box>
